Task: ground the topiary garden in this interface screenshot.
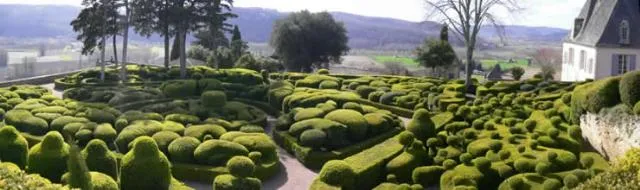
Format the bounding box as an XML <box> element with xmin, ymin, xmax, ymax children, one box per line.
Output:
<box><xmin>2</xmin><ymin>64</ymin><xmax>640</xmax><ymax>189</ymax></box>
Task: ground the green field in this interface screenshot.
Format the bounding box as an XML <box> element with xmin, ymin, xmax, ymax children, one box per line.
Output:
<box><xmin>373</xmin><ymin>56</ymin><xmax>419</xmax><ymax>67</ymax></box>
<box><xmin>480</xmin><ymin>59</ymin><xmax>529</xmax><ymax>70</ymax></box>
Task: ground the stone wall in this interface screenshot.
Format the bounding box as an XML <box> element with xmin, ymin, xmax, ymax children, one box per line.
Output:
<box><xmin>580</xmin><ymin>112</ymin><xmax>640</xmax><ymax>160</ymax></box>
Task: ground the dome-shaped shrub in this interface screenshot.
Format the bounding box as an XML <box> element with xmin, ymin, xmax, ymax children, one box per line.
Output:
<box><xmin>161</xmin><ymin>80</ymin><xmax>197</xmax><ymax>98</ymax></box>
<box><xmin>51</xmin><ymin>116</ymin><xmax>89</xmax><ymax>132</ymax></box>
<box><xmin>75</xmin><ymin>129</ymin><xmax>93</xmax><ymax>146</ymax></box>
<box><xmin>227</xmin><ymin>156</ymin><xmax>256</xmax><ymax>178</ymax></box>
<box><xmin>184</xmin><ymin>124</ymin><xmax>227</xmax><ymax>141</ymax></box>
<box><xmin>563</xmin><ymin>174</ymin><xmax>579</xmax><ymax>188</ymax></box>
<box><xmin>114</xmin><ymin>120</ymin><xmax>164</xmax><ymax>153</ymax></box>
<box><xmin>399</xmin><ymin>131</ymin><xmax>415</xmax><ymax>147</ymax></box>
<box><xmin>86</xmin><ymin>109</ymin><xmax>116</xmax><ymax>125</ymax></box>
<box><xmin>165</xmin><ymin>114</ymin><xmax>200</xmax><ymax>125</ymax></box>
<box><xmin>319</xmin><ymin>80</ymin><xmax>339</xmax><ymax>89</ymax></box>
<box><xmin>193</xmin><ymin>139</ymin><xmax>249</xmax><ymax>166</ymax></box>
<box><xmin>407</xmin><ymin>109</ymin><xmax>436</xmax><ymax>141</ymax></box>
<box><xmin>198</xmin><ymin>78</ymin><xmax>224</xmax><ymax>92</ymax></box>
<box><xmin>299</xmin><ymin>129</ymin><xmax>327</xmax><ymax>149</ymax></box>
<box><xmin>27</xmin><ymin>131</ymin><xmax>70</xmax><ymax>182</ymax></box>
<box><xmin>412</xmin><ymin>166</ymin><xmax>445</xmax><ymax>187</ymax></box>
<box><xmin>202</xmin><ymin>90</ymin><xmax>227</xmax><ymax>108</ymax></box>
<box><xmin>0</xmin><ymin>126</ymin><xmax>28</xmax><ymax>169</ymax></box>
<box><xmin>82</xmin><ymin>139</ymin><xmax>118</xmax><ymax>180</ymax></box>
<box><xmin>152</xmin><ymin>131</ymin><xmax>181</xmax><ymax>155</ymax></box>
<box><xmin>294</xmin><ymin>108</ymin><xmax>326</xmax><ymax>122</ymax></box>
<box><xmin>318</xmin><ymin>160</ymin><xmax>355</xmax><ymax>187</ymax></box>
<box><xmin>162</xmin><ymin>121</ymin><xmax>186</xmax><ymax>134</ymax></box>
<box><xmin>239</xmin><ymin>125</ymin><xmax>265</xmax><ymax>133</ymax></box>
<box><xmin>364</xmin><ymin>113</ymin><xmax>393</xmax><ymax>135</ymax></box>
<box><xmin>120</xmin><ymin>137</ymin><xmax>172</xmax><ymax>190</ymax></box>
<box><xmin>89</xmin><ymin>172</ymin><xmax>119</xmax><ymax>190</ymax></box>
<box><xmin>4</xmin><ymin>109</ymin><xmax>48</xmax><ymax>135</ymax></box>
<box><xmin>324</xmin><ymin>109</ymin><xmax>369</xmax><ymax>141</ymax></box>
<box><xmin>213</xmin><ymin>174</ymin><xmax>261</xmax><ymax>190</ymax></box>
<box><xmin>168</xmin><ymin>137</ymin><xmax>201</xmax><ymax>163</ymax></box>
<box><xmin>93</xmin><ymin>123</ymin><xmax>117</xmax><ymax>145</ymax></box>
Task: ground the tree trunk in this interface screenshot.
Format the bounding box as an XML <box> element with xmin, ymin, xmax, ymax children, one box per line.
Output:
<box><xmin>121</xmin><ymin>0</ymin><xmax>129</xmax><ymax>82</ymax></box>
<box><xmin>100</xmin><ymin>36</ymin><xmax>106</xmax><ymax>81</ymax></box>
<box><xmin>164</xmin><ymin>26</ymin><xmax>170</xmax><ymax>69</ymax></box>
<box><xmin>465</xmin><ymin>45</ymin><xmax>474</xmax><ymax>92</ymax></box>
<box><xmin>179</xmin><ymin>28</ymin><xmax>187</xmax><ymax>78</ymax></box>
<box><xmin>112</xmin><ymin>35</ymin><xmax>118</xmax><ymax>67</ymax></box>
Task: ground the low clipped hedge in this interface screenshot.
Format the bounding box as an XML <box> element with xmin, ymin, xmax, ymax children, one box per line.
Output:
<box><xmin>274</xmin><ymin>127</ymin><xmax>402</xmax><ymax>169</ymax></box>
<box><xmin>310</xmin><ymin>134</ymin><xmax>405</xmax><ymax>190</ymax></box>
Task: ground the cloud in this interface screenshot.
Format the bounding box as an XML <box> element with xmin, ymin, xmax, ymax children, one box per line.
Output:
<box><xmin>0</xmin><ymin>0</ymin><xmax>583</xmax><ymax>29</ymax></box>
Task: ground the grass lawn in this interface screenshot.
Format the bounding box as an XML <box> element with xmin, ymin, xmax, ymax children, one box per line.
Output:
<box><xmin>372</xmin><ymin>56</ymin><xmax>420</xmax><ymax>68</ymax></box>
<box><xmin>480</xmin><ymin>59</ymin><xmax>529</xmax><ymax>70</ymax></box>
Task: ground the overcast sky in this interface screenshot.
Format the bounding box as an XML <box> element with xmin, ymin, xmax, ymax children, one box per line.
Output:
<box><xmin>0</xmin><ymin>0</ymin><xmax>585</xmax><ymax>29</ymax></box>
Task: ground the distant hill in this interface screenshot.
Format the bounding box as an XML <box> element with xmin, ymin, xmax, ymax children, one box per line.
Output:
<box><xmin>0</xmin><ymin>4</ymin><xmax>569</xmax><ymax>50</ymax></box>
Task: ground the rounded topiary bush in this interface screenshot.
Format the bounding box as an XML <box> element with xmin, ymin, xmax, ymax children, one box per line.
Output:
<box><xmin>294</xmin><ymin>108</ymin><xmax>326</xmax><ymax>122</ymax></box>
<box><xmin>161</xmin><ymin>80</ymin><xmax>197</xmax><ymax>98</ymax></box>
<box><xmin>407</xmin><ymin>109</ymin><xmax>436</xmax><ymax>141</ymax></box>
<box><xmin>5</xmin><ymin>109</ymin><xmax>49</xmax><ymax>135</ymax></box>
<box><xmin>88</xmin><ymin>172</ymin><xmax>119</xmax><ymax>190</ymax></box>
<box><xmin>324</xmin><ymin>109</ymin><xmax>369</xmax><ymax>141</ymax></box>
<box><xmin>82</xmin><ymin>139</ymin><xmax>118</xmax><ymax>180</ymax></box>
<box><xmin>634</xmin><ymin>101</ymin><xmax>640</xmax><ymax>115</ymax></box>
<box><xmin>227</xmin><ymin>156</ymin><xmax>256</xmax><ymax>178</ymax></box>
<box><xmin>93</xmin><ymin>123</ymin><xmax>117</xmax><ymax>145</ymax></box>
<box><xmin>213</xmin><ymin>174</ymin><xmax>261</xmax><ymax>190</ymax></box>
<box><xmin>399</xmin><ymin>131</ymin><xmax>415</xmax><ymax>147</ymax></box>
<box><xmin>563</xmin><ymin>174</ymin><xmax>579</xmax><ymax>188</ymax></box>
<box><xmin>412</xmin><ymin>166</ymin><xmax>445</xmax><ymax>187</ymax></box>
<box><xmin>318</xmin><ymin>160</ymin><xmax>355</xmax><ymax>187</ymax></box>
<box><xmin>165</xmin><ymin>114</ymin><xmax>200</xmax><ymax>125</ymax></box>
<box><xmin>27</xmin><ymin>131</ymin><xmax>70</xmax><ymax>182</ymax></box>
<box><xmin>364</xmin><ymin>113</ymin><xmax>393</xmax><ymax>135</ymax></box>
<box><xmin>619</xmin><ymin>71</ymin><xmax>640</xmax><ymax>107</ymax></box>
<box><xmin>535</xmin><ymin>162</ymin><xmax>552</xmax><ymax>175</ymax></box>
<box><xmin>152</xmin><ymin>131</ymin><xmax>181</xmax><ymax>155</ymax></box>
<box><xmin>202</xmin><ymin>90</ymin><xmax>227</xmax><ymax>108</ymax></box>
<box><xmin>299</xmin><ymin>129</ymin><xmax>327</xmax><ymax>149</ymax></box>
<box><xmin>86</xmin><ymin>109</ymin><xmax>117</xmax><ymax>125</ymax></box>
<box><xmin>0</xmin><ymin>126</ymin><xmax>29</xmax><ymax>169</ymax></box>
<box><xmin>120</xmin><ymin>136</ymin><xmax>172</xmax><ymax>190</ymax></box>
<box><xmin>168</xmin><ymin>137</ymin><xmax>201</xmax><ymax>163</ymax></box>
<box><xmin>319</xmin><ymin>80</ymin><xmax>340</xmax><ymax>89</ymax></box>
<box><xmin>542</xmin><ymin>178</ymin><xmax>562</xmax><ymax>190</ymax></box>
<box><xmin>194</xmin><ymin>139</ymin><xmax>249</xmax><ymax>166</ymax></box>
<box><xmin>184</xmin><ymin>124</ymin><xmax>227</xmax><ymax>141</ymax></box>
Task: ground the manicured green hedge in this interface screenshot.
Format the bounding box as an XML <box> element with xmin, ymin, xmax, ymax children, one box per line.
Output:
<box><xmin>274</xmin><ymin>128</ymin><xmax>402</xmax><ymax>169</ymax></box>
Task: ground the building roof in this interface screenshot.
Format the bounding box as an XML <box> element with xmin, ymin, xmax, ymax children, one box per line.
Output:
<box><xmin>565</xmin><ymin>0</ymin><xmax>640</xmax><ymax>48</ymax></box>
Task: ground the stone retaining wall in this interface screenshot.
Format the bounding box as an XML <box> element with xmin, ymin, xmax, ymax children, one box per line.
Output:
<box><xmin>580</xmin><ymin>112</ymin><xmax>640</xmax><ymax>160</ymax></box>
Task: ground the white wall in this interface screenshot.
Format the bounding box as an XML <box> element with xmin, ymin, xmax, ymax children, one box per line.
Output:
<box><xmin>562</xmin><ymin>42</ymin><xmax>597</xmax><ymax>81</ymax></box>
<box><xmin>595</xmin><ymin>47</ymin><xmax>640</xmax><ymax>79</ymax></box>
<box><xmin>562</xmin><ymin>42</ymin><xmax>640</xmax><ymax>81</ymax></box>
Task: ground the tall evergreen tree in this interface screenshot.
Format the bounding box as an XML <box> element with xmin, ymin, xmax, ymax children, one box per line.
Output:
<box><xmin>71</xmin><ymin>0</ymin><xmax>120</xmax><ymax>81</ymax></box>
<box><xmin>229</xmin><ymin>25</ymin><xmax>248</xmax><ymax>61</ymax></box>
<box><xmin>131</xmin><ymin>0</ymin><xmax>174</xmax><ymax>68</ymax></box>
<box><xmin>170</xmin><ymin>0</ymin><xmax>236</xmax><ymax>78</ymax></box>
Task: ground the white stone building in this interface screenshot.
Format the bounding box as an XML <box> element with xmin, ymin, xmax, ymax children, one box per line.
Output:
<box><xmin>562</xmin><ymin>0</ymin><xmax>640</xmax><ymax>81</ymax></box>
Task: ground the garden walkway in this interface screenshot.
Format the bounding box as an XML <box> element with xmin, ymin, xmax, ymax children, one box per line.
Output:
<box><xmin>40</xmin><ymin>83</ymin><xmax>414</xmax><ymax>190</ymax></box>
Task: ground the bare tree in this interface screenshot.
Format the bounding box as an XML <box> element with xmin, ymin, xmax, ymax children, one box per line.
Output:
<box><xmin>531</xmin><ymin>48</ymin><xmax>562</xmax><ymax>81</ymax></box>
<box><xmin>424</xmin><ymin>0</ymin><xmax>520</xmax><ymax>91</ymax></box>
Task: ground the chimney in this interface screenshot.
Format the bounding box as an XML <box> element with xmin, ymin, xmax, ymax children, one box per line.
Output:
<box><xmin>574</xmin><ymin>18</ymin><xmax>585</xmax><ymax>38</ymax></box>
